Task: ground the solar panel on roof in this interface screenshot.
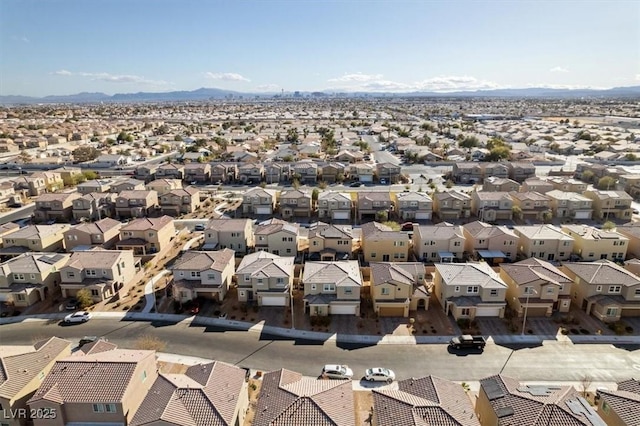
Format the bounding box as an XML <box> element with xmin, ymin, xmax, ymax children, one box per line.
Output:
<box><xmin>484</xmin><ymin>378</ymin><xmax>505</xmax><ymax>401</ymax></box>
<box><xmin>495</xmin><ymin>407</ymin><xmax>514</xmax><ymax>418</ymax></box>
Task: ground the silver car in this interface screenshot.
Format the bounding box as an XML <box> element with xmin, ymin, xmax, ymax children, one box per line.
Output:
<box><xmin>364</xmin><ymin>367</ymin><xmax>396</xmax><ymax>383</ymax></box>
<box><xmin>64</xmin><ymin>311</ymin><xmax>91</xmax><ymax>324</ymax></box>
<box><xmin>321</xmin><ymin>364</ymin><xmax>354</xmax><ymax>380</ymax></box>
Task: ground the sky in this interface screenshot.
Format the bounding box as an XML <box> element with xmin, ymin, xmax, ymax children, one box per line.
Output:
<box><xmin>1</xmin><ymin>0</ymin><xmax>639</xmax><ymax>97</ymax></box>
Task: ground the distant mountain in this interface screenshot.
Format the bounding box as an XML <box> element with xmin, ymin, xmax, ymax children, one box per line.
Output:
<box><xmin>2</xmin><ymin>85</ymin><xmax>639</xmax><ymax>105</ymax></box>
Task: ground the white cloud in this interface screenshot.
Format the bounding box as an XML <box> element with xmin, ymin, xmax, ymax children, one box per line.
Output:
<box><xmin>327</xmin><ymin>74</ymin><xmax>500</xmax><ymax>93</ymax></box>
<box><xmin>328</xmin><ymin>73</ymin><xmax>384</xmax><ymax>83</ymax></box>
<box><xmin>550</xmin><ymin>66</ymin><xmax>569</xmax><ymax>73</ymax></box>
<box><xmin>11</xmin><ymin>35</ymin><xmax>29</xmax><ymax>43</ymax></box>
<box><xmin>255</xmin><ymin>84</ymin><xmax>280</xmax><ymax>91</ymax></box>
<box><xmin>52</xmin><ymin>70</ymin><xmax>170</xmax><ymax>86</ymax></box>
<box><xmin>635</xmin><ymin>74</ymin><xmax>640</xmax><ymax>81</ymax></box>
<box><xmin>205</xmin><ymin>72</ymin><xmax>251</xmax><ymax>82</ymax></box>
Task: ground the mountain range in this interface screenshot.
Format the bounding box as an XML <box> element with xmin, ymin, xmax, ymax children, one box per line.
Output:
<box><xmin>1</xmin><ymin>86</ymin><xmax>639</xmax><ymax>105</ymax></box>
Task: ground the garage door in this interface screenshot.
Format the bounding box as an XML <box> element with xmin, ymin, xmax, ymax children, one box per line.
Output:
<box><xmin>475</xmin><ymin>306</ymin><xmax>502</xmax><ymax>317</ymax></box>
<box><xmin>333</xmin><ymin>211</ymin><xmax>350</xmax><ymax>220</ymax></box>
<box><xmin>379</xmin><ymin>306</ymin><xmax>405</xmax><ymax>317</ymax></box>
<box><xmin>575</xmin><ymin>211</ymin><xmax>591</xmax><ymax>219</ymax></box>
<box><xmin>360</xmin><ymin>175</ymin><xmax>373</xmax><ymax>182</ymax></box>
<box><xmin>261</xmin><ymin>296</ymin><xmax>287</xmax><ymax>306</ymax></box>
<box><xmin>415</xmin><ymin>212</ymin><xmax>431</xmax><ymax>220</ymax></box>
<box><xmin>330</xmin><ymin>304</ymin><xmax>357</xmax><ymax>315</ymax></box>
<box><xmin>256</xmin><ymin>207</ymin><xmax>271</xmax><ymax>215</ymax></box>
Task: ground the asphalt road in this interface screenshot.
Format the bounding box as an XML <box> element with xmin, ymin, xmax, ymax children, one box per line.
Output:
<box><xmin>2</xmin><ymin>319</ymin><xmax>639</xmax><ymax>382</ymax></box>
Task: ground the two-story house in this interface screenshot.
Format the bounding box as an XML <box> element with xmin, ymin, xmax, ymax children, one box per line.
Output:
<box><xmin>413</xmin><ymin>223</ymin><xmax>466</xmax><ymax>263</ymax></box>
<box><xmin>109</xmin><ymin>178</ymin><xmax>146</xmax><ymax>193</ymax></box>
<box><xmin>370</xmin><ymin>262</ymin><xmax>430</xmax><ymax>317</ymax></box>
<box><xmin>31</xmin><ymin>171</ymin><xmax>64</xmax><ymax>192</ymax></box>
<box><xmin>1</xmin><ymin>224</ymin><xmax>70</xmax><ymax>255</ymax></box>
<box><xmin>202</xmin><ymin>218</ymin><xmax>254</xmax><ymax>255</ymax></box>
<box><xmin>509</xmin><ymin>191</ymin><xmax>552</xmax><ymax>221</ymax></box>
<box><xmin>376</xmin><ymin>162</ymin><xmax>402</xmax><ymax>184</ymax></box>
<box><xmin>77</xmin><ymin>179</ymin><xmax>114</xmax><ymax>195</ymax></box>
<box><xmin>59</xmin><ymin>249</ymin><xmax>137</xmax><ymax>301</ymax></box>
<box><xmin>160</xmin><ymin>186</ymin><xmax>200</xmax><ymax>216</ymax></box>
<box><xmin>508</xmin><ymin>161</ymin><xmax>536</xmax><ymax>182</ymax></box>
<box><xmin>471</xmin><ymin>191</ymin><xmax>514</xmax><ymax>222</ymax></box>
<box><xmin>293</xmin><ymin>161</ymin><xmax>318</xmax><ymax>184</ymax></box>
<box><xmin>462</xmin><ymin>221</ymin><xmax>518</xmax><ymax>263</ymax></box>
<box><xmin>617</xmin><ymin>223</ymin><xmax>640</xmax><ymax>259</ymax></box>
<box><xmin>255</xmin><ymin>218</ymin><xmax>299</xmax><ymax>257</ymax></box>
<box><xmin>433</xmin><ymin>191</ymin><xmax>471</xmax><ymax>220</ymax></box>
<box><xmin>583</xmin><ymin>190</ymin><xmax>633</xmax><ymax>221</ymax></box>
<box><xmin>33</xmin><ymin>192</ymin><xmax>81</xmax><ymax>223</ymax></box>
<box><xmin>307</xmin><ymin>222</ymin><xmax>354</xmax><ymax>261</ymax></box>
<box><xmin>115</xmin><ymin>190</ymin><xmax>159</xmax><ymax>218</ymax></box>
<box><xmin>0</xmin><ymin>252</ymin><xmax>70</xmax><ymax>307</ymax></box>
<box><xmin>546</xmin><ymin>190</ymin><xmax>593</xmax><ymax>220</ymax></box>
<box><xmin>361</xmin><ymin>221</ymin><xmax>409</xmax><ymax>263</ymax></box>
<box><xmin>563</xmin><ymin>260</ymin><xmax>640</xmax><ymax>322</ymax></box>
<box><xmin>144</xmin><ymin>178</ymin><xmax>182</xmax><ymax>196</ymax></box>
<box><xmin>279</xmin><ymin>189</ymin><xmax>312</xmax><ymax>219</ymax></box>
<box><xmin>0</xmin><ymin>222</ymin><xmax>19</xmax><ymax>248</ymax></box>
<box><xmin>303</xmin><ymin>260</ymin><xmax>362</xmax><ymax>316</ymax></box>
<box><xmin>155</xmin><ymin>163</ymin><xmax>185</xmax><ymax>180</ymax></box>
<box><xmin>562</xmin><ymin>224</ymin><xmax>628</xmax><ymax>262</ymax></box>
<box><xmin>242</xmin><ymin>187</ymin><xmax>277</xmax><ymax>216</ymax></box>
<box><xmin>135</xmin><ymin>163</ymin><xmax>158</xmax><ymax>181</ymax></box>
<box><xmin>357</xmin><ymin>192</ymin><xmax>392</xmax><ymax>222</ymax></box>
<box><xmin>237</xmin><ymin>163</ymin><xmax>264</xmax><ymax>184</ymax></box>
<box><xmin>433</xmin><ymin>262</ymin><xmax>508</xmax><ymax>320</ymax></box>
<box><xmin>521</xmin><ymin>177</ymin><xmax>554</xmax><ymax>194</ymax></box>
<box><xmin>211</xmin><ymin>163</ymin><xmax>237</xmax><ymax>184</ymax></box>
<box><xmin>482</xmin><ymin>176</ymin><xmax>521</xmax><ymax>192</ymax></box>
<box><xmin>64</xmin><ymin>218</ymin><xmax>122</xmax><ymax>251</ymax></box>
<box><xmin>483</xmin><ymin>163</ymin><xmax>510</xmax><ymax>180</ymax></box>
<box><xmin>452</xmin><ymin>162</ymin><xmax>483</xmax><ymax>184</ymax></box>
<box><xmin>183</xmin><ymin>162</ymin><xmax>211</xmax><ymax>183</ymax></box>
<box><xmin>500</xmin><ymin>258</ymin><xmax>573</xmax><ymax>318</ymax></box>
<box><xmin>172</xmin><ymin>249</ymin><xmax>235</xmax><ymax>303</ymax></box>
<box><xmin>514</xmin><ymin>224</ymin><xmax>575</xmax><ymax>262</ymax></box>
<box><xmin>116</xmin><ymin>215</ymin><xmax>175</xmax><ymax>255</ymax></box>
<box><xmin>235</xmin><ymin>251</ymin><xmax>295</xmax><ymax>306</ymax></box>
<box><xmin>548</xmin><ymin>176</ymin><xmax>588</xmax><ymax>193</ymax></box>
<box><xmin>350</xmin><ymin>162</ymin><xmax>375</xmax><ymax>184</ymax></box>
<box><xmin>72</xmin><ymin>192</ymin><xmax>117</xmax><ymax>221</ymax></box>
<box><xmin>264</xmin><ymin>163</ymin><xmax>286</xmax><ymax>184</ymax></box>
<box><xmin>12</xmin><ymin>175</ymin><xmax>46</xmax><ymax>197</ymax></box>
<box><xmin>317</xmin><ymin>191</ymin><xmax>352</xmax><ymax>221</ymax></box>
<box><xmin>395</xmin><ymin>191</ymin><xmax>433</xmax><ymax>221</ymax></box>
<box><xmin>321</xmin><ymin>162</ymin><xmax>347</xmax><ymax>183</ymax></box>
<box><xmin>595</xmin><ymin>379</ymin><xmax>640</xmax><ymax>426</ymax></box>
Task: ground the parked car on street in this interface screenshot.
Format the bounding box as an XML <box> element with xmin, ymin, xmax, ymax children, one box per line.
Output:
<box><xmin>194</xmin><ymin>223</ymin><xmax>206</xmax><ymax>231</ymax></box>
<box><xmin>321</xmin><ymin>364</ymin><xmax>354</xmax><ymax>380</ymax></box>
<box><xmin>449</xmin><ymin>334</ymin><xmax>486</xmax><ymax>350</ymax></box>
<box><xmin>64</xmin><ymin>311</ymin><xmax>91</xmax><ymax>324</ymax></box>
<box><xmin>350</xmin><ymin>182</ymin><xmax>364</xmax><ymax>187</ymax></box>
<box><xmin>364</xmin><ymin>367</ymin><xmax>395</xmax><ymax>383</ymax></box>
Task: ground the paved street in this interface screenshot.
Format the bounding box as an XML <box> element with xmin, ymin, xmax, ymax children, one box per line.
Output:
<box><xmin>2</xmin><ymin>319</ymin><xmax>638</xmax><ymax>383</ymax></box>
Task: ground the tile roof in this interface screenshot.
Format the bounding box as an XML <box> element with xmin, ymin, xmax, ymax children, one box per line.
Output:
<box><xmin>35</xmin><ymin>192</ymin><xmax>80</xmax><ymax>202</ymax></box>
<box><xmin>396</xmin><ymin>192</ymin><xmax>432</xmax><ymax>202</ymax></box>
<box><xmin>584</xmin><ymin>190</ymin><xmax>633</xmax><ymax>201</ymax></box>
<box><xmin>318</xmin><ymin>191</ymin><xmax>351</xmax><ymax>202</ymax></box>
<box><xmin>510</xmin><ymin>191</ymin><xmax>551</xmax><ymax>202</ymax></box>
<box><xmin>0</xmin><ymin>252</ymin><xmax>70</xmax><ymax>275</ymax></box>
<box><xmin>546</xmin><ymin>190</ymin><xmax>592</xmax><ymax>202</ymax></box>
<box><xmin>255</xmin><ymin>219</ymin><xmax>299</xmax><ymax>236</ymax></box>
<box><xmin>236</xmin><ymin>251</ymin><xmax>295</xmax><ymax>278</ymax></box>
<box><xmin>253</xmin><ymin>369</ymin><xmax>354</xmax><ymax>426</ymax></box>
<box><xmin>562</xmin><ymin>225</ymin><xmax>627</xmax><ymax>242</ymax></box>
<box><xmin>514</xmin><ymin>224</ymin><xmax>574</xmax><ymax>241</ymax></box>
<box><xmin>357</xmin><ymin>192</ymin><xmax>391</xmax><ymax>202</ymax></box>
<box><xmin>435</xmin><ymin>191</ymin><xmax>471</xmax><ymax>202</ymax></box>
<box><xmin>172</xmin><ymin>249</ymin><xmax>235</xmax><ymax>272</ymax></box>
<box><xmin>302</xmin><ymin>261</ymin><xmax>362</xmax><ymax>287</ymax></box>
<box><xmin>435</xmin><ymin>263</ymin><xmax>508</xmax><ymax>289</ymax></box>
<box><xmin>121</xmin><ymin>216</ymin><xmax>174</xmax><ymax>231</ymax></box>
<box><xmin>370</xmin><ymin>262</ymin><xmax>424</xmax><ymax>287</ymax></box>
<box><xmin>70</xmin><ymin>217</ymin><xmax>122</xmax><ymax>235</ymax></box>
<box><xmin>309</xmin><ymin>222</ymin><xmax>353</xmax><ymax>240</ymax></box>
<box><xmin>474</xmin><ymin>192</ymin><xmax>513</xmax><ymax>202</ymax></box>
<box><xmin>463</xmin><ymin>221</ymin><xmax>517</xmax><ymax>239</ymax></box>
<box><xmin>500</xmin><ymin>258</ymin><xmax>572</xmax><ymax>286</ymax></box>
<box><xmin>414</xmin><ymin>224</ymin><xmax>465</xmax><ymax>241</ymax></box>
<box><xmin>7</xmin><ymin>224</ymin><xmax>70</xmax><ymax>240</ymax></box>
<box><xmin>563</xmin><ymin>260</ymin><xmax>640</xmax><ymax>286</ymax></box>
<box><xmin>206</xmin><ymin>218</ymin><xmax>251</xmax><ymax>232</ymax></box>
<box><xmin>361</xmin><ymin>222</ymin><xmax>408</xmax><ymax>241</ymax></box>
<box><xmin>64</xmin><ymin>249</ymin><xmax>128</xmax><ymax>270</ymax></box>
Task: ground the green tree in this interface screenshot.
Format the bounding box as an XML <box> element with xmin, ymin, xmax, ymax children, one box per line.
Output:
<box><xmin>597</xmin><ymin>176</ymin><xmax>616</xmax><ymax>190</ymax></box>
<box><xmin>602</xmin><ymin>221</ymin><xmax>616</xmax><ymax>231</ymax></box>
<box><xmin>376</xmin><ymin>210</ymin><xmax>389</xmax><ymax>222</ymax></box>
<box><xmin>18</xmin><ymin>151</ymin><xmax>32</xmax><ymax>164</ymax></box>
<box><xmin>381</xmin><ymin>221</ymin><xmax>400</xmax><ymax>231</ymax></box>
<box><xmin>581</xmin><ymin>170</ymin><xmax>595</xmax><ymax>183</ymax></box>
<box><xmin>174</xmin><ymin>135</ymin><xmax>183</xmax><ymax>142</ymax></box>
<box><xmin>459</xmin><ymin>136</ymin><xmax>479</xmax><ymax>149</ymax></box>
<box><xmin>624</xmin><ymin>153</ymin><xmax>638</xmax><ymax>161</ymax></box>
<box><xmin>512</xmin><ymin>205</ymin><xmax>523</xmax><ymax>220</ymax></box>
<box><xmin>83</xmin><ymin>170</ymin><xmax>99</xmax><ymax>180</ymax></box>
<box><xmin>73</xmin><ymin>146</ymin><xmax>101</xmax><ymax>163</ymax></box>
<box><xmin>76</xmin><ymin>288</ymin><xmax>93</xmax><ymax>309</ymax></box>
<box><xmin>486</xmin><ymin>146</ymin><xmax>511</xmax><ymax>161</ymax></box>
<box><xmin>542</xmin><ymin>211</ymin><xmax>553</xmax><ymax>223</ymax></box>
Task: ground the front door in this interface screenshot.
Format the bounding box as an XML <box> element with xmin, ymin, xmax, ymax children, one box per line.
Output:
<box><xmin>382</xmin><ymin>254</ymin><xmax>390</xmax><ymax>261</ymax></box>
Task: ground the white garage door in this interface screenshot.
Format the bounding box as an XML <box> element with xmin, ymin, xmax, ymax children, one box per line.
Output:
<box><xmin>262</xmin><ymin>296</ymin><xmax>287</xmax><ymax>306</ymax></box>
<box><xmin>330</xmin><ymin>304</ymin><xmax>357</xmax><ymax>315</ymax></box>
<box><xmin>360</xmin><ymin>175</ymin><xmax>373</xmax><ymax>182</ymax></box>
<box><xmin>333</xmin><ymin>211</ymin><xmax>350</xmax><ymax>220</ymax></box>
<box><xmin>475</xmin><ymin>306</ymin><xmax>501</xmax><ymax>317</ymax></box>
<box><xmin>256</xmin><ymin>207</ymin><xmax>271</xmax><ymax>215</ymax></box>
<box><xmin>574</xmin><ymin>211</ymin><xmax>591</xmax><ymax>219</ymax></box>
<box><xmin>415</xmin><ymin>212</ymin><xmax>431</xmax><ymax>219</ymax></box>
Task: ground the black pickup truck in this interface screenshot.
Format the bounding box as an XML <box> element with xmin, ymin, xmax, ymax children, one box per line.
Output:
<box><xmin>449</xmin><ymin>335</ymin><xmax>487</xmax><ymax>350</ymax></box>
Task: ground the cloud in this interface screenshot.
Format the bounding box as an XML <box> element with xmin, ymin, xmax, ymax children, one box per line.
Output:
<box><xmin>205</xmin><ymin>72</ymin><xmax>251</xmax><ymax>82</ymax></box>
<box><xmin>328</xmin><ymin>73</ymin><xmax>384</xmax><ymax>83</ymax></box>
<box><xmin>52</xmin><ymin>70</ymin><xmax>170</xmax><ymax>86</ymax></box>
<box><xmin>550</xmin><ymin>66</ymin><xmax>569</xmax><ymax>73</ymax></box>
<box><xmin>255</xmin><ymin>84</ymin><xmax>280</xmax><ymax>91</ymax></box>
<box><xmin>11</xmin><ymin>35</ymin><xmax>29</xmax><ymax>43</ymax></box>
<box><xmin>636</xmin><ymin>74</ymin><xmax>640</xmax><ymax>81</ymax></box>
<box><xmin>327</xmin><ymin>74</ymin><xmax>500</xmax><ymax>93</ymax></box>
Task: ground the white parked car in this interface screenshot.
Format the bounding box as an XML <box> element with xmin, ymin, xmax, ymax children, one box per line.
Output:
<box><xmin>64</xmin><ymin>311</ymin><xmax>91</xmax><ymax>324</ymax></box>
<box><xmin>321</xmin><ymin>364</ymin><xmax>353</xmax><ymax>380</ymax></box>
<box><xmin>364</xmin><ymin>367</ymin><xmax>396</xmax><ymax>383</ymax></box>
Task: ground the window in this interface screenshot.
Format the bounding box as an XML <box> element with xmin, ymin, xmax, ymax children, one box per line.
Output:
<box><xmin>371</xmin><ymin>253</ymin><xmax>376</xmax><ymax>258</ymax></box>
<box><xmin>608</xmin><ymin>286</ymin><xmax>621</xmax><ymax>294</ymax></box>
<box><xmin>460</xmin><ymin>308</ymin><xmax>470</xmax><ymax>316</ymax></box>
<box><xmin>257</xmin><ymin>279</ymin><xmax>263</xmax><ymax>284</ymax></box>
<box><xmin>453</xmin><ymin>241</ymin><xmax>461</xmax><ymax>247</ymax></box>
<box><xmin>596</xmin><ymin>285</ymin><xmax>602</xmax><ymax>292</ymax></box>
<box><xmin>344</xmin><ymin>287</ymin><xmax>352</xmax><ymax>295</ymax></box>
<box><xmin>207</xmin><ymin>273</ymin><xmax>215</xmax><ymax>280</ymax></box>
<box><xmin>313</xmin><ymin>241</ymin><xmax>318</xmax><ymax>246</ymax></box>
<box><xmin>93</xmin><ymin>404</ymin><xmax>104</xmax><ymax>413</ymax></box>
<box><xmin>478</xmin><ymin>239</ymin><xmax>485</xmax><ymax>245</ymax></box>
<box><xmin>311</xmin><ymin>284</ymin><xmax>317</xmax><ymax>291</ymax></box>
<box><xmin>244</xmin><ymin>276</ymin><xmax>250</xmax><ymax>282</ymax></box>
<box><xmin>393</xmin><ymin>253</ymin><xmax>399</xmax><ymax>259</ymax></box>
<box><xmin>67</xmin><ymin>271</ymin><xmax>75</xmax><ymax>278</ymax></box>
<box><xmin>323</xmin><ymin>284</ymin><xmax>335</xmax><ymax>292</ymax></box>
<box><xmin>190</xmin><ymin>271</ymin><xmax>201</xmax><ymax>278</ymax></box>
<box><xmin>490</xmin><ymin>289</ymin><xmax>498</xmax><ymax>296</ymax></box>
<box><xmin>454</xmin><ymin>286</ymin><xmax>460</xmax><ymax>292</ymax></box>
<box><xmin>524</xmin><ymin>286</ymin><xmax>535</xmax><ymax>295</ymax></box>
<box><xmin>559</xmin><ymin>252</ymin><xmax>565</xmax><ymax>257</ymax></box>
<box><xmin>90</xmin><ymin>289</ymin><xmax>100</xmax><ymax>297</ymax></box>
<box><xmin>16</xmin><ymin>294</ymin><xmax>25</xmax><ymax>301</ymax></box>
<box><xmin>277</xmin><ymin>278</ymin><xmax>284</xmax><ymax>284</ymax></box>
<box><xmin>605</xmin><ymin>307</ymin><xmax>618</xmax><ymax>317</ymax></box>
<box><xmin>431</xmin><ymin>252</ymin><xmax>437</xmax><ymax>258</ymax></box>
<box><xmin>86</xmin><ymin>270</ymin><xmax>96</xmax><ymax>276</ymax></box>
<box><xmin>394</xmin><ymin>241</ymin><xmax>404</xmax><ymax>246</ymax></box>
<box><xmin>546</xmin><ymin>287</ymin><xmax>555</xmax><ymax>294</ymax></box>
<box><xmin>13</xmin><ymin>273</ymin><xmax>25</xmax><ymax>280</ymax></box>
<box><xmin>381</xmin><ymin>288</ymin><xmax>390</xmax><ymax>295</ymax></box>
<box><xmin>467</xmin><ymin>286</ymin><xmax>479</xmax><ymax>294</ymax></box>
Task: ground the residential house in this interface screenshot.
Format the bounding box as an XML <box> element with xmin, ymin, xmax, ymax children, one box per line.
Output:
<box><xmin>130</xmin><ymin>361</ymin><xmax>249</xmax><ymax>426</ymax></box>
<box><xmin>235</xmin><ymin>251</ymin><xmax>294</xmax><ymax>306</ymax></box>
<box><xmin>335</xmin><ymin>149</ymin><xmax>363</xmax><ymax>163</ymax></box>
<box><xmin>433</xmin><ymin>262</ymin><xmax>508</xmax><ymax>320</ymax></box>
<box><xmin>547</xmin><ymin>190</ymin><xmax>594</xmax><ymax>220</ymax></box>
<box><xmin>1</xmin><ymin>224</ymin><xmax>70</xmax><ymax>255</ymax></box>
<box><xmin>94</xmin><ymin>154</ymin><xmax>130</xmax><ymax>167</ymax></box>
<box><xmin>264</xmin><ymin>163</ymin><xmax>286</xmax><ymax>184</ymax></box>
<box><xmin>293</xmin><ymin>161</ymin><xmax>318</xmax><ymax>184</ymax></box>
<box><xmin>583</xmin><ymin>190</ymin><xmax>633</xmax><ymax>221</ymax></box>
<box><xmin>453</xmin><ymin>162</ymin><xmax>483</xmax><ymax>184</ymax></box>
<box><xmin>482</xmin><ymin>176</ymin><xmax>521</xmax><ymax>192</ymax></box>
<box><xmin>237</xmin><ymin>163</ymin><xmax>264</xmax><ymax>184</ymax></box>
<box><xmin>476</xmin><ymin>375</ymin><xmax>604</xmax><ymax>426</ymax></box>
<box><xmin>303</xmin><ymin>260</ymin><xmax>362</xmax><ymax>316</ymax></box>
<box><xmin>109</xmin><ymin>178</ymin><xmax>146</xmax><ymax>193</ymax></box>
<box><xmin>33</xmin><ymin>192</ymin><xmax>81</xmax><ymax>223</ymax></box>
<box><xmin>72</xmin><ymin>192</ymin><xmax>116</xmax><ymax>221</ymax></box>
<box><xmin>595</xmin><ymin>378</ymin><xmax>640</xmax><ymax>426</ymax></box>
<box><xmin>395</xmin><ymin>191</ymin><xmax>433</xmax><ymax>221</ymax></box>
<box><xmin>115</xmin><ymin>190</ymin><xmax>159</xmax><ymax>218</ymax></box>
<box><xmin>202</xmin><ymin>218</ymin><xmax>254</xmax><ymax>254</ymax></box>
<box><xmin>0</xmin><ymin>337</ymin><xmax>71</xmax><ymax>426</ymax></box>
<box><xmin>52</xmin><ymin>166</ymin><xmax>83</xmax><ymax>183</ymax></box>
<box><xmin>413</xmin><ymin>223</ymin><xmax>466</xmax><ymax>263</ymax></box>
<box><xmin>255</xmin><ymin>218</ymin><xmax>299</xmax><ymax>256</ymax></box>
<box><xmin>30</xmin><ymin>171</ymin><xmax>64</xmax><ymax>192</ymax></box>
<box><xmin>373</xmin><ymin>376</ymin><xmax>480</xmax><ymax>426</ymax></box>
<box><xmin>308</xmin><ymin>222</ymin><xmax>355</xmax><ymax>261</ymax></box>
<box><xmin>12</xmin><ymin>175</ymin><xmax>46</xmax><ymax>197</ymax></box>
<box><xmin>562</xmin><ymin>224</ymin><xmax>628</xmax><ymax>262</ymax></box>
<box><xmin>548</xmin><ymin>176</ymin><xmax>588</xmax><ymax>193</ymax></box>
<box><xmin>0</xmin><ymin>182</ymin><xmax>16</xmax><ymax>207</ymax></box>
<box><xmin>433</xmin><ymin>191</ymin><xmax>472</xmax><ymax>220</ymax></box>
<box><xmin>370</xmin><ymin>262</ymin><xmax>430</xmax><ymax>317</ymax></box>
<box><xmin>563</xmin><ymin>260</ymin><xmax>640</xmax><ymax>322</ymax></box>
<box><xmin>508</xmin><ymin>161</ymin><xmax>536</xmax><ymax>182</ymax></box>
<box><xmin>253</xmin><ymin>369</ymin><xmax>354</xmax><ymax>426</ymax></box>
<box><xmin>500</xmin><ymin>258</ymin><xmax>573</xmax><ymax>318</ymax></box>
<box><xmin>321</xmin><ymin>162</ymin><xmax>347</xmax><ymax>183</ymax></box>
<box><xmin>357</xmin><ymin>192</ymin><xmax>392</xmax><ymax>222</ymax></box>
<box><xmin>350</xmin><ymin>162</ymin><xmax>375</xmax><ymax>183</ymax></box>
<box><xmin>28</xmin><ymin>348</ymin><xmax>158</xmax><ymax>426</ymax></box>
<box><xmin>116</xmin><ymin>216</ymin><xmax>175</xmax><ymax>255</ymax></box>
<box><xmin>64</xmin><ymin>218</ymin><xmax>122</xmax><ymax>251</ymax></box>
<box><xmin>483</xmin><ymin>163</ymin><xmax>510</xmax><ymax>180</ymax></box>
<box><xmin>471</xmin><ymin>191</ymin><xmax>514</xmax><ymax>222</ymax></box>
<box><xmin>0</xmin><ymin>222</ymin><xmax>19</xmax><ymax>248</ymax></box>
<box><xmin>211</xmin><ymin>163</ymin><xmax>237</xmax><ymax>184</ymax></box>
<box><xmin>159</xmin><ymin>186</ymin><xmax>200</xmax><ymax>215</ymax></box>
<box><xmin>279</xmin><ymin>189</ymin><xmax>312</xmax><ymax>219</ymax></box>
<box><xmin>376</xmin><ymin>162</ymin><xmax>402</xmax><ymax>184</ymax></box>
<box><xmin>513</xmin><ymin>224</ymin><xmax>575</xmax><ymax>262</ymax></box>
<box><xmin>317</xmin><ymin>191</ymin><xmax>352</xmax><ymax>221</ymax></box>
<box><xmin>134</xmin><ymin>163</ymin><xmax>158</xmax><ymax>181</ymax></box>
<box><xmin>145</xmin><ymin>178</ymin><xmax>182</xmax><ymax>196</ymax></box>
<box><xmin>361</xmin><ymin>221</ymin><xmax>409</xmax><ymax>263</ymax></box>
<box><xmin>77</xmin><ymin>179</ymin><xmax>114</xmax><ymax>195</ymax></box>
<box><xmin>617</xmin><ymin>174</ymin><xmax>640</xmax><ymax>199</ymax></box>
<box><xmin>183</xmin><ymin>162</ymin><xmax>211</xmax><ymax>183</ymax></box>
<box><xmin>0</xmin><ymin>253</ymin><xmax>70</xmax><ymax>307</ymax></box>
<box><xmin>172</xmin><ymin>249</ymin><xmax>235</xmax><ymax>302</ymax></box>
<box><xmin>521</xmin><ymin>177</ymin><xmax>554</xmax><ymax>194</ymax></box>
<box><xmin>509</xmin><ymin>191</ymin><xmax>552</xmax><ymax>221</ymax></box>
<box><xmin>242</xmin><ymin>187</ymin><xmax>277</xmax><ymax>216</ymax></box>
<box><xmin>155</xmin><ymin>163</ymin><xmax>185</xmax><ymax>180</ymax></box>
<box><xmin>59</xmin><ymin>249</ymin><xmax>137</xmax><ymax>301</ymax></box>
<box><xmin>462</xmin><ymin>221</ymin><xmax>518</xmax><ymax>263</ymax></box>
<box><xmin>617</xmin><ymin>224</ymin><xmax>640</xmax><ymax>259</ymax></box>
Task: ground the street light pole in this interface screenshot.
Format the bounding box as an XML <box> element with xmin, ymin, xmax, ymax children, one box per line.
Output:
<box><xmin>290</xmin><ymin>284</ymin><xmax>295</xmax><ymax>330</ymax></box>
<box><xmin>521</xmin><ymin>287</ymin><xmax>537</xmax><ymax>336</ymax></box>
